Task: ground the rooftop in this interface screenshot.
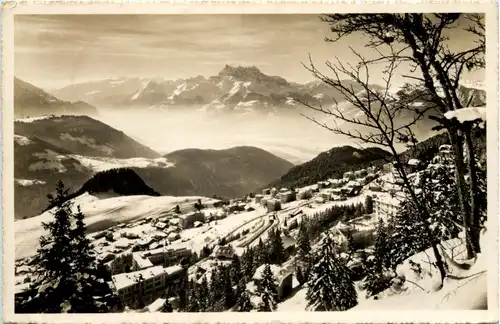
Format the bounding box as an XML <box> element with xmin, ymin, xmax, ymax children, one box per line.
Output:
<box><xmin>112</xmin><ymin>265</ymin><xmax>184</xmax><ymax>291</ymax></box>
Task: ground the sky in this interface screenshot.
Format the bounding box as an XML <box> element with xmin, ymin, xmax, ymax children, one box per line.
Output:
<box><xmin>15</xmin><ymin>14</ymin><xmax>484</xmax><ymax>89</ymax></box>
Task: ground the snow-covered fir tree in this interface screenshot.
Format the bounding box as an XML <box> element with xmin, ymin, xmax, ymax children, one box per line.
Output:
<box><xmin>19</xmin><ymin>181</ymin><xmax>113</xmax><ymax>313</ymax></box>
<box><xmin>306</xmin><ymin>231</ymin><xmax>358</xmax><ymax>311</ymax></box>
<box><xmin>235</xmin><ymin>281</ymin><xmax>253</xmax><ymax>312</ymax></box>
<box><xmin>256</xmin><ymin>264</ymin><xmax>279</xmax><ymax>312</ymax></box>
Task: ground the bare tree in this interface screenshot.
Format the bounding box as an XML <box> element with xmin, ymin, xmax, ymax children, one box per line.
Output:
<box><xmin>305</xmin><ymin>13</ymin><xmax>485</xmax><ymax>258</ymax></box>
<box><xmin>297</xmin><ymin>47</ymin><xmax>448</xmax><ymax>282</ymax></box>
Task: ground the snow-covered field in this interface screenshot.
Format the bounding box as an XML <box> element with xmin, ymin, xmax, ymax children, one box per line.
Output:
<box><xmin>14</xmin><ymin>193</ymin><xmax>217</xmax><ymax>260</ymax></box>
<box><xmin>69</xmin><ymin>155</ymin><xmax>175</xmax><ymax>172</ymax></box>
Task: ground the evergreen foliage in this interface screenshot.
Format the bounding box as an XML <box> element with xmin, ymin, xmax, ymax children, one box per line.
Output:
<box><xmin>18</xmin><ymin>181</ymin><xmax>115</xmax><ymax>313</ymax></box>
<box><xmin>256</xmin><ymin>264</ymin><xmax>279</xmax><ymax>312</ymax></box>
<box><xmin>306</xmin><ymin>232</ymin><xmax>358</xmax><ymax>311</ymax></box>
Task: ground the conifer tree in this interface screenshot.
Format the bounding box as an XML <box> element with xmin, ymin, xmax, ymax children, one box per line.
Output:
<box><xmin>306</xmin><ymin>232</ymin><xmax>358</xmax><ymax>311</ymax></box>
<box><xmin>241</xmin><ymin>247</ymin><xmax>256</xmax><ymax>280</ymax></box>
<box><xmin>256</xmin><ymin>264</ymin><xmax>279</xmax><ymax>312</ymax></box>
<box><xmin>297</xmin><ymin>221</ymin><xmax>311</xmax><ymax>264</ymax></box>
<box><xmin>21</xmin><ymin>181</ymin><xmax>108</xmax><ymax>313</ymax></box>
<box><xmin>235</xmin><ymin>281</ymin><xmax>254</xmax><ymax>312</ymax></box>
<box><xmin>221</xmin><ymin>267</ymin><xmax>236</xmax><ymax>309</ymax></box>
<box><xmin>230</xmin><ymin>255</ymin><xmax>242</xmax><ymax>286</ymax></box>
<box><xmin>267</xmin><ymin>229</ymin><xmax>285</xmax><ymax>264</ymax></box>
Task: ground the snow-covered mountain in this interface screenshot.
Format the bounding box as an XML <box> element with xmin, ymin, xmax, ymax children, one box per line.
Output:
<box><xmin>49</xmin><ymin>65</ymin><xmax>370</xmax><ymax>114</ymax></box>
<box><xmin>14</xmin><ymin>78</ymin><xmax>98</xmax><ymax>118</ymax></box>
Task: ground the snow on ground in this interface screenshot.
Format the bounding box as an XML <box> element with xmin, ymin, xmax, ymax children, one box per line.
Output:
<box><xmin>60</xmin><ymin>133</ymin><xmax>115</xmax><ymax>155</ymax></box>
<box><xmin>15</xmin><ymin>179</ymin><xmax>47</xmax><ymax>186</ymax></box>
<box><xmin>15</xmin><ymin>116</ymin><xmax>53</xmax><ymax>123</ymax></box>
<box><xmin>69</xmin><ymin>155</ymin><xmax>175</xmax><ymax>172</ymax></box>
<box><xmin>29</xmin><ymin>150</ymin><xmax>68</xmax><ymax>172</ymax></box>
<box><xmin>14</xmin><ymin>135</ymin><xmax>33</xmax><ymax>146</ymax></box>
<box><xmin>15</xmin><ymin>193</ymin><xmax>215</xmax><ymax>260</ymax></box>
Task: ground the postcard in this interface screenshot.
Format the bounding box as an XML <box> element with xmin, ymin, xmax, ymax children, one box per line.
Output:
<box><xmin>2</xmin><ymin>1</ymin><xmax>498</xmax><ymax>323</ymax></box>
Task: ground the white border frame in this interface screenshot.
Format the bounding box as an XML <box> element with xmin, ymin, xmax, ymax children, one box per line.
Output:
<box><xmin>2</xmin><ymin>2</ymin><xmax>499</xmax><ymax>323</ymax></box>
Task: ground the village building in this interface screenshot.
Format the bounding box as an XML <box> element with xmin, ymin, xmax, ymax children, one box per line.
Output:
<box><xmin>133</xmin><ymin>245</ymin><xmax>191</xmax><ymax>270</ymax></box>
<box><xmin>343</xmin><ymin>171</ymin><xmax>355</xmax><ymax>181</ymax></box>
<box><xmin>249</xmin><ymin>264</ymin><xmax>294</xmax><ymax>300</ymax></box>
<box><xmin>212</xmin><ymin>244</ymin><xmax>236</xmax><ymax>259</ymax></box>
<box><xmin>408</xmin><ymin>158</ymin><xmax>422</xmax><ymax>173</ymax></box>
<box><xmin>354</xmin><ymin>169</ymin><xmax>368</xmax><ymax>179</ymax></box>
<box><xmin>266</xmin><ymin>199</ymin><xmax>281</xmax><ymax>212</ymax></box>
<box><xmin>254</xmin><ymin>194</ymin><xmax>263</xmax><ymax>204</ymax></box>
<box><xmin>179</xmin><ymin>211</ymin><xmax>205</xmax><ymax>229</ymax></box>
<box><xmin>154</xmin><ymin>221</ymin><xmax>168</xmax><ymax>230</ymax></box>
<box><xmin>111</xmin><ymin>265</ymin><xmax>185</xmax><ymax>307</ymax></box>
<box><xmin>262</xmin><ymin>188</ymin><xmax>271</xmax><ymax>195</ymax></box>
<box><xmin>373</xmin><ymin>193</ymin><xmax>405</xmax><ymax>223</ymax></box>
<box><xmin>278</xmin><ymin>190</ymin><xmax>296</xmax><ymax>203</ymax></box>
<box><xmin>297</xmin><ymin>188</ymin><xmax>313</xmax><ymax>200</ymax></box>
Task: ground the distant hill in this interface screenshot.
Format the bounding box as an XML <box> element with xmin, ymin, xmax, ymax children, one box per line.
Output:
<box><xmin>43</xmin><ymin>168</ymin><xmax>161</xmax><ymax>212</ymax></box>
<box><xmin>132</xmin><ymin>146</ymin><xmax>294</xmax><ymax>199</ymax></box>
<box><xmin>79</xmin><ymin>168</ymin><xmax>160</xmax><ymax>197</ymax></box>
<box><xmin>14</xmin><ymin>77</ymin><xmax>98</xmax><ymax>118</ymax></box>
<box><xmin>14</xmin><ymin>115</ymin><xmax>161</xmax><ymax>159</ymax></box>
<box><xmin>14</xmin><ymin>134</ymin><xmax>93</xmax><ymax>219</ymax></box>
<box><xmin>268</xmin><ymin>145</ymin><xmax>391</xmax><ymax>189</ymax></box>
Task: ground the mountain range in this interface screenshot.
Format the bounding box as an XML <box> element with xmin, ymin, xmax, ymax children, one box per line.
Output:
<box><xmin>14</xmin><ymin>115</ymin><xmax>294</xmax><ymax>219</ymax></box>
<box><xmin>48</xmin><ymin>65</ymin><xmax>369</xmax><ymax>114</ymax></box>
<box><xmin>14</xmin><ymin>78</ymin><xmax>98</xmax><ymax>118</ymax></box>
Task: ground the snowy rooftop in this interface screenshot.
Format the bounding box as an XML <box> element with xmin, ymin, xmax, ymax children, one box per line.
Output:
<box><xmin>146</xmin><ymin>297</ymin><xmax>166</xmax><ymax>312</ymax></box>
<box><xmin>112</xmin><ymin>266</ymin><xmax>166</xmax><ymax>291</ymax></box>
<box><xmin>253</xmin><ymin>264</ymin><xmax>291</xmax><ymax>283</ymax></box>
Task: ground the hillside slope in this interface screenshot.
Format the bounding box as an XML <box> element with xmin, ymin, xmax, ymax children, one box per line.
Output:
<box><xmin>14</xmin><ymin>77</ymin><xmax>98</xmax><ymax>118</ymax></box>
<box><xmin>135</xmin><ymin>146</ymin><xmax>294</xmax><ymax>198</ymax></box>
<box><xmin>268</xmin><ymin>146</ymin><xmax>391</xmax><ymax>189</ymax></box>
<box><xmin>14</xmin><ymin>115</ymin><xmax>161</xmax><ymax>159</ymax></box>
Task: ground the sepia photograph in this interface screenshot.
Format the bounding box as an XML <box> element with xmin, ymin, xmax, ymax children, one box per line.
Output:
<box><xmin>2</xmin><ymin>3</ymin><xmax>498</xmax><ymax>322</ymax></box>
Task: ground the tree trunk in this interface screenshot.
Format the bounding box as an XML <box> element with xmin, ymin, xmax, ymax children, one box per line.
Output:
<box><xmin>447</xmin><ymin>127</ymin><xmax>475</xmax><ymax>258</ymax></box>
<box><xmin>464</xmin><ymin>125</ymin><xmax>481</xmax><ymax>254</ymax></box>
<box><xmin>391</xmin><ymin>152</ymin><xmax>447</xmax><ymax>282</ymax></box>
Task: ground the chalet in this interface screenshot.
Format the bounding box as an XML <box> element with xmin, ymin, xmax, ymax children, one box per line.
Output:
<box><xmin>250</xmin><ymin>264</ymin><xmax>293</xmax><ymax>300</ymax></box>
<box><xmin>270</xmin><ymin>188</ymin><xmax>278</xmax><ymax>198</ymax></box>
<box><xmin>254</xmin><ymin>194</ymin><xmax>264</xmax><ymax>204</ymax></box>
<box><xmin>155</xmin><ymin>222</ymin><xmax>168</xmax><ymax>230</ymax></box>
<box><xmin>212</xmin><ymin>244</ymin><xmax>235</xmax><ymax>259</ymax></box>
<box><xmin>179</xmin><ymin>212</ymin><xmax>205</xmax><ymax>229</ymax></box>
<box><xmin>262</xmin><ymin>188</ymin><xmax>271</xmax><ymax>195</ymax></box>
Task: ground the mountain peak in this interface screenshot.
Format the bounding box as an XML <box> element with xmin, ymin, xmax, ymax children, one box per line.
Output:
<box><xmin>218</xmin><ymin>65</ymin><xmax>263</xmax><ymax>78</ymax></box>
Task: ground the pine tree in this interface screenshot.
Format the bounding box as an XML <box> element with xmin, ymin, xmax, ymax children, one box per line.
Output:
<box><xmin>269</xmin><ymin>229</ymin><xmax>286</xmax><ymax>264</ymax></box>
<box><xmin>241</xmin><ymin>247</ymin><xmax>255</xmax><ymax>280</ymax></box>
<box><xmin>22</xmin><ymin>181</ymin><xmax>107</xmax><ymax>313</ymax></box>
<box><xmin>256</xmin><ymin>264</ymin><xmax>279</xmax><ymax>312</ymax></box>
<box><xmin>197</xmin><ymin>276</ymin><xmax>209</xmax><ymax>311</ymax></box>
<box><xmin>235</xmin><ymin>281</ymin><xmax>253</xmax><ymax>312</ymax></box>
<box><xmin>365</xmin><ymin>195</ymin><xmax>374</xmax><ymax>214</ymax></box>
<box><xmin>186</xmin><ymin>282</ymin><xmax>200</xmax><ymax>312</ymax></box>
<box><xmin>230</xmin><ymin>255</ymin><xmax>242</xmax><ymax>286</ymax></box>
<box><xmin>256</xmin><ymin>238</ymin><xmax>270</xmax><ymax>265</ymax></box>
<box><xmin>174</xmin><ymin>204</ymin><xmax>181</xmax><ymax>214</ymax></box>
<box><xmin>306</xmin><ymin>232</ymin><xmax>358</xmax><ymax>311</ymax></box>
<box><xmin>296</xmin><ymin>266</ymin><xmax>305</xmax><ymax>285</ymax></box>
<box><xmin>297</xmin><ymin>221</ymin><xmax>311</xmax><ymax>264</ymax></box>
<box><xmin>221</xmin><ymin>267</ymin><xmax>236</xmax><ymax>309</ymax></box>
